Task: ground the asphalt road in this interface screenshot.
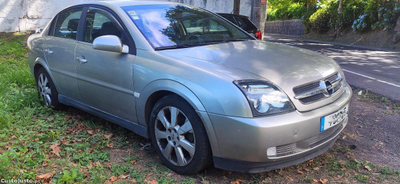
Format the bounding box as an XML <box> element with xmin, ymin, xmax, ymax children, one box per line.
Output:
<box><xmin>264</xmin><ymin>35</ymin><xmax>400</xmax><ymax>102</ymax></box>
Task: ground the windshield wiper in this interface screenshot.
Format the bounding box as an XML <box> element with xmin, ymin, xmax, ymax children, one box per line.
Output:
<box><xmin>154</xmin><ymin>39</ymin><xmax>250</xmax><ymax>51</ymax></box>
<box><xmin>154</xmin><ymin>45</ymin><xmax>190</xmax><ymax>51</ymax></box>
<box><xmin>154</xmin><ymin>43</ymin><xmax>216</xmax><ymax>51</ymax></box>
<box><xmin>222</xmin><ymin>39</ymin><xmax>250</xmax><ymax>43</ymax></box>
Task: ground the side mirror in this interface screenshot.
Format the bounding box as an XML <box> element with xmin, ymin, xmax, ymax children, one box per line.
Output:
<box><xmin>93</xmin><ymin>35</ymin><xmax>129</xmax><ymax>54</ymax></box>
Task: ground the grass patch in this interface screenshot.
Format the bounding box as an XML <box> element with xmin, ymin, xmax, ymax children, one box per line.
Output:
<box><xmin>353</xmin><ymin>89</ymin><xmax>400</xmax><ymax>114</ymax></box>
<box><xmin>1</xmin><ymin>33</ymin><xmax>399</xmax><ymax>183</ymax></box>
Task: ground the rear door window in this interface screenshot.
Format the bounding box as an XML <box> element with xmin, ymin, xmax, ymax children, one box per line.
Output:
<box><xmin>54</xmin><ymin>8</ymin><xmax>83</xmax><ymax>40</ymax></box>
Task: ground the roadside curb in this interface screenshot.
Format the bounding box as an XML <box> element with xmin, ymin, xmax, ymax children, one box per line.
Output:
<box><xmin>264</xmin><ymin>34</ymin><xmax>400</xmax><ymax>52</ymax></box>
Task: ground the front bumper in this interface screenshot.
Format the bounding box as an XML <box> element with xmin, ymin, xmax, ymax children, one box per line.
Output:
<box><xmin>209</xmin><ymin>83</ymin><xmax>352</xmax><ymax>173</ymax></box>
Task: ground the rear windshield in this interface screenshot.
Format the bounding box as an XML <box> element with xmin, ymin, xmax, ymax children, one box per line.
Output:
<box><xmin>122</xmin><ymin>4</ymin><xmax>253</xmax><ymax>50</ymax></box>
<box><xmin>235</xmin><ymin>16</ymin><xmax>258</xmax><ymax>31</ymax></box>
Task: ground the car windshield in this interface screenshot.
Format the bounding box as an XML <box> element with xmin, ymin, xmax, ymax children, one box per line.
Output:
<box><xmin>122</xmin><ymin>4</ymin><xmax>253</xmax><ymax>50</ymax></box>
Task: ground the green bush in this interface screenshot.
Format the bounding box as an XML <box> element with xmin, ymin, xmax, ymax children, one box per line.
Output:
<box><xmin>267</xmin><ymin>2</ymin><xmax>306</xmax><ymax>21</ymax></box>
<box><xmin>309</xmin><ymin>8</ymin><xmax>330</xmax><ymax>33</ymax></box>
<box><xmin>267</xmin><ymin>0</ymin><xmax>400</xmax><ymax>33</ymax></box>
<box><xmin>371</xmin><ymin>3</ymin><xmax>400</xmax><ymax>30</ymax></box>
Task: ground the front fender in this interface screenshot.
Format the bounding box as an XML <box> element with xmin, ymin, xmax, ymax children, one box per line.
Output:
<box><xmin>137</xmin><ymin>79</ymin><xmax>206</xmax><ymax>124</ymax></box>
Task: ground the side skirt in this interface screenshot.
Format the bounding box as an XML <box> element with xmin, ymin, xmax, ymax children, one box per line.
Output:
<box><xmin>59</xmin><ymin>95</ymin><xmax>148</xmax><ymax>138</ymax></box>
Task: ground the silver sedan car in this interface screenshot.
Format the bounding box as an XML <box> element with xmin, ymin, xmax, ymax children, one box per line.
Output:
<box><xmin>27</xmin><ymin>1</ymin><xmax>352</xmax><ymax>174</ymax></box>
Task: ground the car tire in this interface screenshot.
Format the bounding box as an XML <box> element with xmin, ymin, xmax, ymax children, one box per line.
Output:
<box><xmin>149</xmin><ymin>94</ymin><xmax>212</xmax><ymax>175</ymax></box>
<box><xmin>35</xmin><ymin>68</ymin><xmax>61</xmax><ymax>109</ymax></box>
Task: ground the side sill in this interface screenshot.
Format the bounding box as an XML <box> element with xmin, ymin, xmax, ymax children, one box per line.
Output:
<box><xmin>59</xmin><ymin>95</ymin><xmax>148</xmax><ymax>138</ymax></box>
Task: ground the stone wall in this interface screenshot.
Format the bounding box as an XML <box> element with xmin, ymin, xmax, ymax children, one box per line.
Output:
<box><xmin>264</xmin><ymin>19</ymin><xmax>305</xmax><ymax>36</ymax></box>
<box><xmin>0</xmin><ymin>0</ymin><xmax>253</xmax><ymax>33</ymax></box>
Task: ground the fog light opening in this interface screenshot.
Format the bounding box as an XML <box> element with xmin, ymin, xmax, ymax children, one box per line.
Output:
<box><xmin>267</xmin><ymin>147</ymin><xmax>276</xmax><ymax>157</ymax></box>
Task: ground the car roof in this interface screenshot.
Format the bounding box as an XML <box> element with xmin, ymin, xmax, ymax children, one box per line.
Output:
<box><xmin>76</xmin><ymin>0</ymin><xmax>180</xmax><ymax>7</ymax></box>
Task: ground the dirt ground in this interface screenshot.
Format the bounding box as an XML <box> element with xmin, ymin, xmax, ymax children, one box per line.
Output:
<box><xmin>103</xmin><ymin>92</ymin><xmax>400</xmax><ymax>183</ymax></box>
<box><xmin>340</xmin><ymin>95</ymin><xmax>400</xmax><ymax>170</ymax></box>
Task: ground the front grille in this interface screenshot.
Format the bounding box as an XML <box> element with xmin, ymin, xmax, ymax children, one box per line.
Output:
<box><xmin>275</xmin><ymin>123</ymin><xmax>344</xmax><ymax>157</ymax></box>
<box><xmin>276</xmin><ymin>142</ymin><xmax>297</xmax><ymax>157</ymax></box>
<box><xmin>293</xmin><ymin>72</ymin><xmax>342</xmax><ymax>104</ymax></box>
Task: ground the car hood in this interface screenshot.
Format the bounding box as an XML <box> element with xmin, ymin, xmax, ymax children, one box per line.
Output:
<box><xmin>160</xmin><ymin>40</ymin><xmax>338</xmax><ymax>90</ymax></box>
<box><xmin>159</xmin><ymin>40</ymin><xmax>342</xmax><ymax>112</ymax></box>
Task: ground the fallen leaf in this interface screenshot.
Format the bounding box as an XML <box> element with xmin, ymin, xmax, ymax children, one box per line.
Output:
<box><xmin>131</xmin><ymin>179</ymin><xmax>138</xmax><ymax>183</ymax></box>
<box><xmin>312</xmin><ymin>179</ymin><xmax>318</xmax><ymax>183</ymax></box>
<box><xmin>364</xmin><ymin>165</ymin><xmax>372</xmax><ymax>171</ymax></box>
<box><xmin>201</xmin><ymin>178</ymin><xmax>210</xmax><ymax>184</ymax></box>
<box><xmin>110</xmin><ymin>176</ymin><xmax>118</xmax><ymax>182</ymax></box>
<box><xmin>104</xmin><ymin>133</ymin><xmax>113</xmax><ymax>140</ymax></box>
<box><xmin>104</xmin><ymin>180</ymin><xmax>112</xmax><ymax>184</ymax></box>
<box><xmin>36</xmin><ymin>171</ymin><xmax>55</xmax><ymax>181</ymax></box>
<box><xmin>146</xmin><ymin>179</ymin><xmax>158</xmax><ymax>184</ymax></box>
<box><xmin>337</xmin><ymin>175</ymin><xmax>343</xmax><ymax>178</ymax></box>
<box><xmin>61</xmin><ymin>139</ymin><xmax>68</xmax><ymax>145</ymax></box>
<box><xmin>131</xmin><ymin>160</ymin><xmax>137</xmax><ymax>165</ymax></box>
<box><xmin>49</xmin><ymin>142</ymin><xmax>61</xmax><ymax>157</ymax></box>
<box><xmin>71</xmin><ymin>162</ymin><xmax>78</xmax><ymax>167</ymax></box>
<box><xmin>285</xmin><ymin>176</ymin><xmax>293</xmax><ymax>181</ymax></box>
<box><xmin>230</xmin><ymin>179</ymin><xmax>243</xmax><ymax>184</ymax></box>
<box><xmin>64</xmin><ymin>116</ymin><xmax>72</xmax><ymax>121</ymax></box>
<box><xmin>319</xmin><ymin>179</ymin><xmax>329</xmax><ymax>184</ymax></box>
<box><xmin>87</xmin><ymin>130</ymin><xmax>95</xmax><ymax>135</ymax></box>
<box><xmin>107</xmin><ymin>144</ymin><xmax>113</xmax><ymax>148</ymax></box>
<box><xmin>34</xmin><ymin>137</ymin><xmax>39</xmax><ymax>142</ymax></box>
<box><xmin>297</xmin><ymin>170</ymin><xmax>304</xmax><ymax>175</ymax></box>
<box><xmin>313</xmin><ymin>167</ymin><xmax>319</xmax><ymax>171</ymax></box>
<box><xmin>118</xmin><ymin>175</ymin><xmax>129</xmax><ymax>179</ymax></box>
<box><xmin>20</xmin><ymin>169</ymin><xmax>27</xmax><ymax>173</ymax></box>
<box><xmin>42</xmin><ymin>161</ymin><xmax>48</xmax><ymax>167</ymax></box>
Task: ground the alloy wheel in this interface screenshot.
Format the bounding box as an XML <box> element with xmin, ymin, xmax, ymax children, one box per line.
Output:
<box><xmin>37</xmin><ymin>73</ymin><xmax>52</xmax><ymax>107</ymax></box>
<box><xmin>154</xmin><ymin>106</ymin><xmax>196</xmax><ymax>166</ymax></box>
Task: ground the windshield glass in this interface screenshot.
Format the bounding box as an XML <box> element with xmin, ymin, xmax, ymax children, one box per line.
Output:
<box><xmin>122</xmin><ymin>4</ymin><xmax>253</xmax><ymax>50</ymax></box>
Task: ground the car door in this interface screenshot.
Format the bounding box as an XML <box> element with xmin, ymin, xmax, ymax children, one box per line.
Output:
<box><xmin>75</xmin><ymin>7</ymin><xmax>137</xmax><ymax>122</ymax></box>
<box><xmin>42</xmin><ymin>7</ymin><xmax>84</xmax><ymax>101</ymax></box>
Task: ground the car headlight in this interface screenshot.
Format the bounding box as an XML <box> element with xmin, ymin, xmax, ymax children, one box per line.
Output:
<box><xmin>234</xmin><ymin>80</ymin><xmax>295</xmax><ymax>117</ymax></box>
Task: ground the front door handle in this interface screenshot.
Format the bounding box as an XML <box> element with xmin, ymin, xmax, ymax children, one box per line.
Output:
<box><xmin>76</xmin><ymin>56</ymin><xmax>87</xmax><ymax>63</ymax></box>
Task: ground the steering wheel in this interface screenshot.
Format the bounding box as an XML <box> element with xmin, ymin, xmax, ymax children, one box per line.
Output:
<box><xmin>186</xmin><ymin>31</ymin><xmax>203</xmax><ymax>41</ymax></box>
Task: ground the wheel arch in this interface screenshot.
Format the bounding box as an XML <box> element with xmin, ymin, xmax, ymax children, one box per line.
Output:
<box><xmin>137</xmin><ymin>79</ymin><xmax>221</xmax><ymax>156</ymax></box>
<box><xmin>33</xmin><ymin>57</ymin><xmax>61</xmax><ymax>93</ymax></box>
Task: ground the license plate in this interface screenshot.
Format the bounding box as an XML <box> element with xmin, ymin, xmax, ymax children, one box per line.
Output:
<box><xmin>320</xmin><ymin>104</ymin><xmax>349</xmax><ymax>132</ymax></box>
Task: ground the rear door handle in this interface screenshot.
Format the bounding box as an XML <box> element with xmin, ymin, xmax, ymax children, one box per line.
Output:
<box><xmin>76</xmin><ymin>56</ymin><xmax>87</xmax><ymax>63</ymax></box>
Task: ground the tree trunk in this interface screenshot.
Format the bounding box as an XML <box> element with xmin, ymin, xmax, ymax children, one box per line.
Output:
<box><xmin>332</xmin><ymin>0</ymin><xmax>343</xmax><ymax>38</ymax></box>
<box><xmin>233</xmin><ymin>0</ymin><xmax>240</xmax><ymax>15</ymax></box>
<box><xmin>337</xmin><ymin>0</ymin><xmax>343</xmax><ymax>14</ymax></box>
